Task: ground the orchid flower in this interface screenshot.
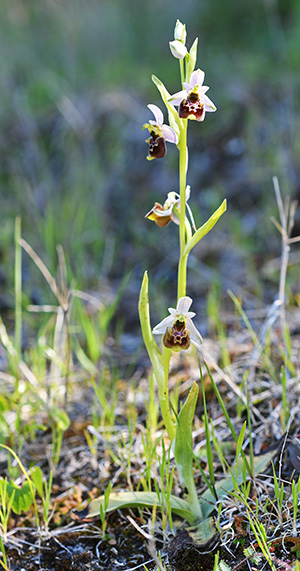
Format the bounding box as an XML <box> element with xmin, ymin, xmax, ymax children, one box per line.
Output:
<box><xmin>143</xmin><ymin>104</ymin><xmax>178</xmax><ymax>160</ymax></box>
<box><xmin>145</xmin><ymin>187</ymin><xmax>192</xmax><ymax>227</ymax></box>
<box><xmin>153</xmin><ymin>296</ymin><xmax>202</xmax><ymax>352</ymax></box>
<box><xmin>169</xmin><ymin>69</ymin><xmax>216</xmax><ymax>122</ymax></box>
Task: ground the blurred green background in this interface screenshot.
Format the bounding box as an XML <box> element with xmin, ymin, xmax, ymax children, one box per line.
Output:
<box><xmin>0</xmin><ymin>0</ymin><xmax>299</xmax><ymax>339</ymax></box>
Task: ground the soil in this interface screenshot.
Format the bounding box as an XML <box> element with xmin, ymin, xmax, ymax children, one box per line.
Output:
<box><xmin>5</xmin><ymin>519</ymin><xmax>152</xmax><ymax>571</ymax></box>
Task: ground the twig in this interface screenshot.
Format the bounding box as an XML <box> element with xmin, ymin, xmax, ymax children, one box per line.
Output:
<box><xmin>271</xmin><ymin>176</ymin><xmax>298</xmax><ymax>341</ymax></box>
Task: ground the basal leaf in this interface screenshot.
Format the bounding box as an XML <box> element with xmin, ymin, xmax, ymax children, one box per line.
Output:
<box><xmin>200</xmin><ymin>449</ymin><xmax>275</xmax><ymax>518</ymax></box>
<box><xmin>87</xmin><ymin>490</ymin><xmax>194</xmax><ymax>523</ymax></box>
<box><xmin>175</xmin><ymin>382</ymin><xmax>198</xmax><ymax>491</ymax></box>
<box><xmin>174</xmin><ymin>382</ymin><xmax>203</xmax><ymax>521</ymax></box>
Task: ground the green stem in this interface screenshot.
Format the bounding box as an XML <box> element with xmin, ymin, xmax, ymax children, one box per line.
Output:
<box><xmin>179</xmin><ymin>59</ymin><xmax>185</xmax><ymax>88</ymax></box>
<box><xmin>185</xmin><ymin>218</ymin><xmax>192</xmax><ymax>243</ymax></box>
<box><xmin>177</xmin><ymin>120</ymin><xmax>188</xmax><ymax>300</ymax></box>
<box><xmin>177</xmin><ymin>254</ymin><xmax>188</xmax><ymax>302</ymax></box>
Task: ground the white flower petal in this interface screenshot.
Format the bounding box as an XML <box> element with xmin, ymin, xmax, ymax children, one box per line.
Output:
<box><xmin>161</xmin><ymin>125</ymin><xmax>179</xmax><ymax>144</ymax></box>
<box><xmin>201</xmin><ymin>93</ymin><xmax>217</xmax><ymax>111</ymax></box>
<box><xmin>168</xmin><ymin>89</ymin><xmax>187</xmax><ymax>105</ymax></box>
<box><xmin>200</xmin><ymin>86</ymin><xmax>210</xmax><ymax>94</ymax></box>
<box><xmin>186</xmin><ymin>311</ymin><xmax>196</xmax><ymax>319</ymax></box>
<box><xmin>170</xmin><ymin>212</ymin><xmax>180</xmax><ymax>225</ymax></box>
<box><xmin>152</xmin><ymin>315</ymin><xmax>173</xmax><ymax>335</ymax></box>
<box><xmin>147</xmin><ymin>104</ymin><xmax>164</xmax><ymax>125</ymax></box>
<box><xmin>153</xmin><ymin>204</ymin><xmax>173</xmax><ymax>217</ymax></box>
<box><xmin>168</xmin><ymin>307</ymin><xmax>177</xmax><ymax>317</ymax></box>
<box><xmin>176</xmin><ymin>296</ymin><xmax>193</xmax><ymax>315</ymax></box>
<box><xmin>187</xmin><ymin>318</ymin><xmax>203</xmax><ymax>343</ymax></box>
<box><xmin>164</xmin><ymin>192</ymin><xmax>179</xmax><ymax>209</ymax></box>
<box><xmin>190</xmin><ymin>69</ymin><xmax>205</xmax><ymax>88</ymax></box>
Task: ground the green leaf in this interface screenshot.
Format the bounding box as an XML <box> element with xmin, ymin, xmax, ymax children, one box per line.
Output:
<box><xmin>190</xmin><ymin>516</ymin><xmax>217</xmax><ymax>546</ymax></box>
<box><xmin>184</xmin><ymin>199</ymin><xmax>227</xmax><ymax>257</ymax></box>
<box><xmin>200</xmin><ymin>449</ymin><xmax>275</xmax><ymax>518</ymax></box>
<box><xmin>151</xmin><ymin>74</ymin><xmax>182</xmax><ymax>137</ymax></box>
<box><xmin>175</xmin><ymin>381</ymin><xmax>198</xmax><ymax>490</ymax></box>
<box><xmin>200</xmin><ymin>367</ymin><xmax>215</xmax><ymax>488</ymax></box>
<box><xmin>175</xmin><ymin>382</ymin><xmax>202</xmax><ymax>521</ymax></box>
<box><xmin>217</xmin><ymin>561</ymin><xmax>232</xmax><ymax>571</ymax></box>
<box><xmin>138</xmin><ymin>272</ymin><xmax>164</xmax><ymax>389</ymax></box>
<box><xmin>30</xmin><ymin>466</ymin><xmax>44</xmax><ymax>498</ymax></box>
<box><xmin>138</xmin><ymin>272</ymin><xmax>161</xmax><ymax>366</ymax></box>
<box><xmin>50</xmin><ymin>407</ymin><xmax>70</xmax><ymax>431</ymax></box>
<box><xmin>185</xmin><ymin>38</ymin><xmax>198</xmax><ymax>82</ymax></box>
<box><xmin>87</xmin><ymin>490</ymin><xmax>195</xmax><ymax>523</ymax></box>
<box><xmin>3</xmin><ymin>481</ymin><xmax>34</xmax><ymax>514</ymax></box>
<box><xmin>236</xmin><ymin>422</ymin><xmax>247</xmax><ymax>462</ymax></box>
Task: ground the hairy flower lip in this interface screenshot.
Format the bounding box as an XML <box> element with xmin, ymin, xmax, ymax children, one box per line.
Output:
<box><xmin>145</xmin><ymin>134</ymin><xmax>166</xmax><ymax>160</ymax></box>
<box><xmin>153</xmin><ymin>296</ymin><xmax>202</xmax><ymax>351</ymax></box>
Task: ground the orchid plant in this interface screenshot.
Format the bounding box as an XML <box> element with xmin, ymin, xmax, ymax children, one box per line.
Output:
<box><xmin>138</xmin><ymin>19</ymin><xmax>226</xmax><ymax>521</ymax></box>
<box><xmin>88</xmin><ymin>21</ymin><xmax>274</xmax><ymax>539</ymax></box>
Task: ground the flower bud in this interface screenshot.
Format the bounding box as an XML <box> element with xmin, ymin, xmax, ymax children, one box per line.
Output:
<box><xmin>174</xmin><ymin>19</ymin><xmax>186</xmax><ymax>44</ymax></box>
<box><xmin>169</xmin><ymin>39</ymin><xmax>187</xmax><ymax>60</ymax></box>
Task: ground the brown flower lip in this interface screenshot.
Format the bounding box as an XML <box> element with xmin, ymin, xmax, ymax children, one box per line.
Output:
<box><xmin>152</xmin><ymin>296</ymin><xmax>202</xmax><ymax>352</ymax></box>
<box><xmin>143</xmin><ymin>104</ymin><xmax>178</xmax><ymax>161</ymax></box>
<box><xmin>163</xmin><ymin>319</ymin><xmax>191</xmax><ymax>351</ymax></box>
<box><xmin>168</xmin><ymin>69</ymin><xmax>217</xmax><ymax>122</ymax></box>
<box><xmin>146</xmin><ymin>133</ymin><xmax>166</xmax><ymax>159</ymax></box>
<box><xmin>145</xmin><ymin>202</ymin><xmax>172</xmax><ymax>227</ymax></box>
<box><xmin>179</xmin><ymin>97</ymin><xmax>205</xmax><ymax>121</ymax></box>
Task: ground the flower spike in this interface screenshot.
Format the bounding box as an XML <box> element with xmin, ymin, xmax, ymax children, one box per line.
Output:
<box><xmin>143</xmin><ymin>104</ymin><xmax>178</xmax><ymax>160</ymax></box>
<box><xmin>153</xmin><ymin>296</ymin><xmax>202</xmax><ymax>352</ymax></box>
<box><xmin>169</xmin><ymin>69</ymin><xmax>216</xmax><ymax>122</ymax></box>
